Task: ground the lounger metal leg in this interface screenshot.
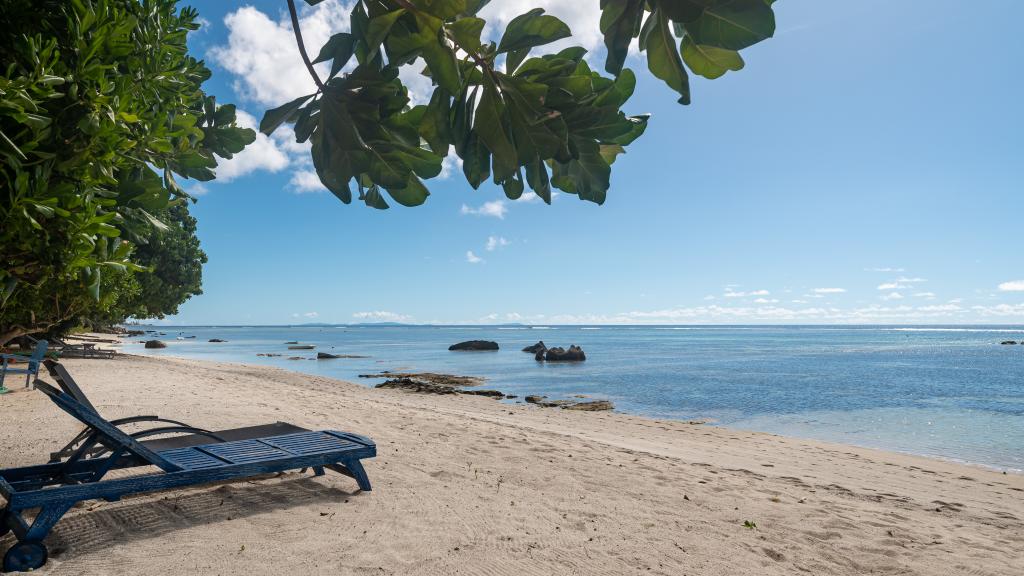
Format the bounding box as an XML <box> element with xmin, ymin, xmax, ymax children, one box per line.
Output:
<box><xmin>343</xmin><ymin>460</ymin><xmax>371</xmax><ymax>491</ymax></box>
<box><xmin>23</xmin><ymin>502</ymin><xmax>73</xmax><ymax>542</ymax></box>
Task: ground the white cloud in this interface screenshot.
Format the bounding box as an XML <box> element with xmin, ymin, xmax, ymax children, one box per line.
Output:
<box><xmin>461</xmin><ymin>200</ymin><xmax>508</xmax><ymax>219</ymax></box>
<box><xmin>897</xmin><ymin>276</ymin><xmax>928</xmax><ymax>284</ymax></box>
<box><xmin>881</xmin><ymin>292</ymin><xmax>904</xmax><ymax>301</ymax></box>
<box><xmin>517</xmin><ymin>191</ymin><xmax>559</xmax><ymax>203</ymax></box>
<box><xmin>213</xmin><ymin>110</ymin><xmax>290</xmax><ymax>181</ymax></box>
<box><xmin>479</xmin><ymin>2</ymin><xmax>603</xmax><ymax>57</ymax></box>
<box><xmin>288</xmin><ymin>169</ymin><xmax>326</xmax><ymax>193</ymax></box>
<box><xmin>187</xmin><ymin>183</ymin><xmax>209</xmax><ymax>197</ymax></box>
<box><xmin>291</xmin><ymin>312</ymin><xmax>319</xmax><ymax>319</ymax></box>
<box><xmin>998</xmin><ymin>280</ymin><xmax>1024</xmax><ymax>292</ymax></box>
<box><xmin>352</xmin><ymin>311</ymin><xmax>412</xmax><ymax>323</ymax></box>
<box><xmin>753</xmin><ymin>298</ymin><xmax>779</xmax><ymax>304</ymax></box>
<box><xmin>723</xmin><ymin>289</ymin><xmax>770</xmax><ymax>298</ymax></box>
<box><xmin>972</xmin><ymin>303</ymin><xmax>1024</xmax><ymax>317</ymax></box>
<box><xmin>812</xmin><ymin>288</ymin><xmax>846</xmax><ymax>294</ymax></box>
<box><xmin>866</xmin><ymin>267</ymin><xmax>905</xmax><ymax>272</ymax></box>
<box><xmin>485</xmin><ymin>236</ymin><xmax>509</xmax><ymax>251</ymax></box>
<box><xmin>877</xmin><ymin>282</ymin><xmax>906</xmax><ymax>290</ymax></box>
<box><xmin>914</xmin><ymin>292</ymin><xmax>937</xmax><ymax>299</ymax></box>
<box><xmin>209</xmin><ymin>4</ymin><xmax>353</xmax><ymax>106</ymax></box>
<box><xmin>466</xmin><ymin>250</ymin><xmax>484</xmax><ymax>264</ymax></box>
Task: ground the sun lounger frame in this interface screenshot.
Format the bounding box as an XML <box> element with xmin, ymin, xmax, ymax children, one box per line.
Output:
<box><xmin>0</xmin><ymin>364</ymin><xmax>375</xmax><ymax>572</ymax></box>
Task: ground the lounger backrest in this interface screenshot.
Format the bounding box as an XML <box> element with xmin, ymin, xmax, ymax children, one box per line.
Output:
<box><xmin>29</xmin><ymin>340</ymin><xmax>48</xmax><ymax>367</ymax></box>
<box><xmin>33</xmin><ymin>380</ymin><xmax>183</xmax><ymax>472</ymax></box>
<box><xmin>44</xmin><ymin>359</ymin><xmax>98</xmax><ymax>412</ymax></box>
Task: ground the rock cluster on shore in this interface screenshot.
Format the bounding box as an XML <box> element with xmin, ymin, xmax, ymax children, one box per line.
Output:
<box><xmin>525</xmin><ymin>395</ymin><xmax>613</xmax><ymax>411</ymax></box>
<box><xmin>522</xmin><ymin>341</ymin><xmax>546</xmax><ymax>354</ymax></box>
<box><xmin>144</xmin><ymin>340</ymin><xmax>166</xmax><ymax>349</ymax></box>
<box><xmin>368</xmin><ymin>371</ymin><xmax>511</xmax><ymax>400</ymax></box>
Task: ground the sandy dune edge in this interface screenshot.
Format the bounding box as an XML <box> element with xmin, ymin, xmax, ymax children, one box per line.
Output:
<box><xmin>1</xmin><ymin>354</ymin><xmax>1022</xmax><ymax>575</ymax></box>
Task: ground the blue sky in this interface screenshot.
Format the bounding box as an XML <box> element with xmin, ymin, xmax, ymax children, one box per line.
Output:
<box><xmin>163</xmin><ymin>0</ymin><xmax>1024</xmax><ymax>325</ymax></box>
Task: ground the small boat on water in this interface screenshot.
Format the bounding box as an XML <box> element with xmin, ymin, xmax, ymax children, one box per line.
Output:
<box><xmin>288</xmin><ymin>345</ymin><xmax>315</xmax><ymax>350</ymax></box>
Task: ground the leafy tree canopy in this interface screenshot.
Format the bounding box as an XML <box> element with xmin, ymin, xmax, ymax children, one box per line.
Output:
<box><xmin>262</xmin><ymin>0</ymin><xmax>777</xmax><ymax>209</ymax></box>
<box><xmin>0</xmin><ymin>0</ymin><xmax>253</xmax><ymax>344</ymax></box>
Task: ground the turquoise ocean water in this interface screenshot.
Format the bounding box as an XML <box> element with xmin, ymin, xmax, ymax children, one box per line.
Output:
<box><xmin>124</xmin><ymin>325</ymin><xmax>1024</xmax><ymax>471</ymax></box>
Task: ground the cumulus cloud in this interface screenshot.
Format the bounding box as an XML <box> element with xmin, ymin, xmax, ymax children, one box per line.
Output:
<box><xmin>208</xmin><ymin>4</ymin><xmax>353</xmax><ymax>106</ymax></box>
<box><xmin>881</xmin><ymin>292</ymin><xmax>904</xmax><ymax>301</ymax></box>
<box><xmin>998</xmin><ymin>280</ymin><xmax>1024</xmax><ymax>292</ymax></box>
<box><xmin>914</xmin><ymin>292</ymin><xmax>937</xmax><ymax>299</ymax></box>
<box><xmin>461</xmin><ymin>200</ymin><xmax>508</xmax><ymax>219</ymax></box>
<box><xmin>723</xmin><ymin>289</ymin><xmax>770</xmax><ymax>298</ymax></box>
<box><xmin>352</xmin><ymin>311</ymin><xmax>412</xmax><ymax>322</ymax></box>
<box><xmin>466</xmin><ymin>250</ymin><xmax>484</xmax><ymax>264</ymax></box>
<box><xmin>479</xmin><ymin>1</ymin><xmax>603</xmax><ymax>57</ymax></box>
<box><xmin>812</xmin><ymin>288</ymin><xmax>846</xmax><ymax>295</ymax></box>
<box><xmin>288</xmin><ymin>169</ymin><xmax>326</xmax><ymax>193</ymax></box>
<box><xmin>877</xmin><ymin>282</ymin><xmax>906</xmax><ymax>290</ymax></box>
<box><xmin>485</xmin><ymin>236</ymin><xmax>509</xmax><ymax>251</ymax></box>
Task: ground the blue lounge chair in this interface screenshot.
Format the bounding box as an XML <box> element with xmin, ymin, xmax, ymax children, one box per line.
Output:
<box><xmin>0</xmin><ymin>340</ymin><xmax>47</xmax><ymax>394</ymax></box>
<box><xmin>0</xmin><ymin>362</ymin><xmax>376</xmax><ymax>572</ymax></box>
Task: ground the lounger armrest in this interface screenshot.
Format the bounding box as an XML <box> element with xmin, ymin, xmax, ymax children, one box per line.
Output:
<box><xmin>326</xmin><ymin>431</ymin><xmax>376</xmax><ymax>448</ymax></box>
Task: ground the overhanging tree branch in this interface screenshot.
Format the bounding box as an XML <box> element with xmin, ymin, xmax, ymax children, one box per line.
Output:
<box><xmin>287</xmin><ymin>0</ymin><xmax>326</xmax><ymax>93</ymax></box>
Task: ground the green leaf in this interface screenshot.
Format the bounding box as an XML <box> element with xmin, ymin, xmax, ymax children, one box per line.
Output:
<box><xmin>497</xmin><ymin>9</ymin><xmax>571</xmax><ymax>54</ymax></box>
<box><xmin>681</xmin><ymin>36</ymin><xmax>744</xmax><ymax>79</ymax></box>
<box><xmin>414</xmin><ymin>12</ymin><xmax>463</xmax><ymax>94</ymax></box>
<box><xmin>551</xmin><ymin>138</ymin><xmax>611</xmax><ymax>204</ymax></box>
<box><xmin>260</xmin><ymin>94</ymin><xmax>314</xmax><ymax>136</ymax></box>
<box><xmin>685</xmin><ymin>0</ymin><xmax>775</xmax><ymax>51</ymax></box>
<box><xmin>657</xmin><ymin>0</ymin><xmax>713</xmax><ymax>23</ymax></box>
<box><xmin>475</xmin><ymin>75</ymin><xmax>517</xmax><ymax>183</ymax></box>
<box><xmin>640</xmin><ymin>8</ymin><xmax>691</xmax><ymax>105</ymax></box>
<box><xmin>385</xmin><ymin>174</ymin><xmax>430</xmax><ymax>207</ymax></box>
<box><xmin>313</xmin><ymin>32</ymin><xmax>356</xmax><ymax>78</ymax></box>
<box><xmin>412</xmin><ymin>0</ymin><xmax>467</xmax><ymax>21</ymax></box>
<box><xmin>448</xmin><ymin>17</ymin><xmax>485</xmax><ymax>54</ymax></box>
<box><xmin>365</xmin><ymin>9</ymin><xmax>406</xmax><ymax>56</ymax></box>
<box><xmin>600</xmin><ymin>0</ymin><xmax>645</xmax><ymax>75</ymax></box>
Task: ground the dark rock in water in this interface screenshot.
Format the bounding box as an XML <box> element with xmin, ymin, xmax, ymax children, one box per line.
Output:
<box><xmin>285</xmin><ymin>341</ymin><xmax>299</xmax><ymax>344</ymax></box>
<box><xmin>184</xmin><ymin>335</ymin><xmax>196</xmax><ymax>339</ymax></box>
<box><xmin>126</xmin><ymin>330</ymin><xmax>145</xmax><ymax>337</ymax></box>
<box><xmin>209</xmin><ymin>338</ymin><xmax>227</xmax><ymax>343</ymax></box>
<box><xmin>522</xmin><ymin>341</ymin><xmax>547</xmax><ymax>354</ymax></box>
<box><xmin>525</xmin><ymin>395</ymin><xmax>547</xmax><ymax>404</ymax></box>
<box><xmin>287</xmin><ymin>356</ymin><xmax>304</xmax><ymax>360</ymax></box>
<box><xmin>317</xmin><ymin>352</ymin><xmax>340</xmax><ymax>359</ymax></box>
<box><xmin>144</xmin><ymin>340</ymin><xmax>166</xmax><ymax>349</ymax></box>
<box><xmin>449</xmin><ymin>340</ymin><xmax>499</xmax><ymax>351</ymax></box>
<box><xmin>563</xmin><ymin>400</ymin><xmax>614</xmax><ymax>411</ymax></box>
<box><xmin>1000</xmin><ymin>341</ymin><xmax>1018</xmax><ymax>345</ymax></box>
<box><xmin>461</xmin><ymin>389</ymin><xmax>505</xmax><ymax>398</ymax></box>
<box><xmin>544</xmin><ymin>345</ymin><xmax>586</xmax><ymax>362</ymax></box>
<box><xmin>505</xmin><ymin>395</ymin><xmax>518</xmax><ymax>399</ymax></box>
<box><xmin>288</xmin><ymin>345</ymin><xmax>315</xmax><ymax>350</ymax></box>
<box><xmin>377</xmin><ymin>378</ymin><xmax>458</xmax><ymax>395</ymax></box>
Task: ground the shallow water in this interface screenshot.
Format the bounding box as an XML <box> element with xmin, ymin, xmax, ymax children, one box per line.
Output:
<box><xmin>123</xmin><ymin>325</ymin><xmax>1024</xmax><ymax>471</ymax></box>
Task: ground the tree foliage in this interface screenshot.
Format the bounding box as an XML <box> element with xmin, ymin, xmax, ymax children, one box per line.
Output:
<box><xmin>0</xmin><ymin>0</ymin><xmax>253</xmax><ymax>344</ymax></box>
<box><xmin>262</xmin><ymin>0</ymin><xmax>777</xmax><ymax>209</ymax></box>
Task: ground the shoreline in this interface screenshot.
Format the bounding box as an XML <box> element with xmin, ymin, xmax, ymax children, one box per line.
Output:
<box><xmin>128</xmin><ymin>346</ymin><xmax>1024</xmax><ymax>476</ymax></box>
<box><xmin>2</xmin><ymin>353</ymin><xmax>1023</xmax><ymax>575</ymax></box>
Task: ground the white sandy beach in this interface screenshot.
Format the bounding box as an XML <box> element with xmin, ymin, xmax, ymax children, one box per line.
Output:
<box><xmin>2</xmin><ymin>353</ymin><xmax>1023</xmax><ymax>575</ymax></box>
